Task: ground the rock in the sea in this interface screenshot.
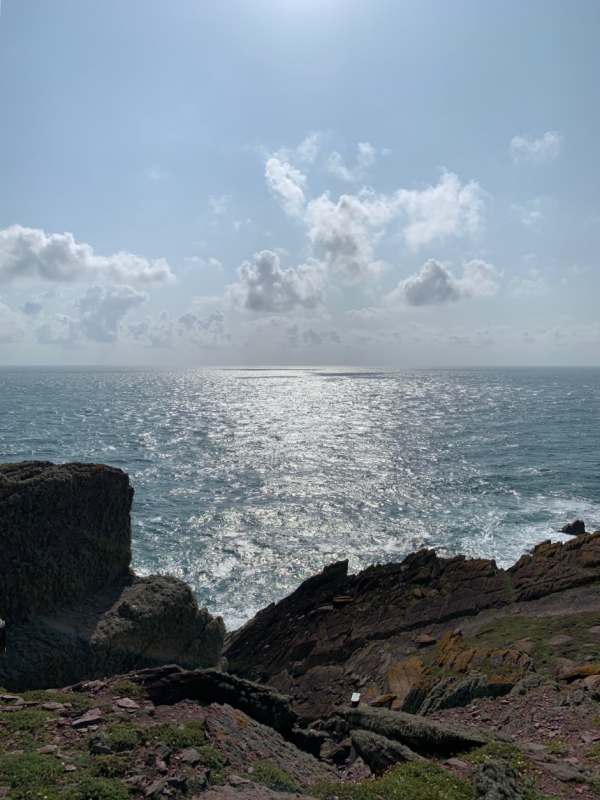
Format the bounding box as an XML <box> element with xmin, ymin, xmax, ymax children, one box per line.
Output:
<box><xmin>0</xmin><ymin>461</ymin><xmax>225</xmax><ymax>691</ymax></box>
<box><xmin>561</xmin><ymin>519</ymin><xmax>586</xmax><ymax>535</ymax></box>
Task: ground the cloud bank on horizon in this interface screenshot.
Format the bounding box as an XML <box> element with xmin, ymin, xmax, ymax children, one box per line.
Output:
<box><xmin>0</xmin><ymin>0</ymin><xmax>597</xmax><ymax>366</ymax></box>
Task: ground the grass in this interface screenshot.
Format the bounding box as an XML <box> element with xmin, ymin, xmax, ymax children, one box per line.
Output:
<box><xmin>464</xmin><ymin>741</ymin><xmax>527</xmax><ymax>771</ymax></box>
<box><xmin>0</xmin><ymin>708</ymin><xmax>55</xmax><ymax>747</ymax></box>
<box><xmin>252</xmin><ymin>761</ymin><xmax>301</xmax><ymax>793</ymax></box>
<box><xmin>144</xmin><ymin>720</ymin><xmax>206</xmax><ymax>748</ymax></box>
<box><xmin>103</xmin><ymin>723</ymin><xmax>143</xmax><ymax>753</ymax></box>
<box><xmin>109</xmin><ymin>680</ymin><xmax>145</xmax><ymax>700</ymax></box>
<box><xmin>468</xmin><ymin>611</ymin><xmax>600</xmax><ymax>676</ymax></box>
<box><xmin>21</xmin><ymin>689</ymin><xmax>93</xmax><ymax>713</ymax></box>
<box><xmin>64</xmin><ymin>777</ymin><xmax>130</xmax><ymax>800</ymax></box>
<box><xmin>313</xmin><ymin>762</ymin><xmax>473</xmax><ymax>800</ymax></box>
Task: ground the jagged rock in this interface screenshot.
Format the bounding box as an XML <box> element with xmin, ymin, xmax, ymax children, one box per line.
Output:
<box><xmin>137</xmin><ymin>666</ymin><xmax>298</xmax><ymax>738</ymax></box>
<box><xmin>561</xmin><ymin>519</ymin><xmax>586</xmax><ymax>535</ymax></box>
<box><xmin>0</xmin><ymin>462</ymin><xmax>225</xmax><ymax>691</ymax></box>
<box><xmin>350</xmin><ymin>728</ymin><xmax>424</xmax><ymax>772</ymax></box>
<box><xmin>0</xmin><ymin>462</ymin><xmax>132</xmax><ymax>623</ymax></box>
<box><xmin>226</xmin><ymin>535</ymin><xmax>600</xmax><ymax>721</ymax></box>
<box><xmin>344</xmin><ymin>705</ymin><xmax>488</xmax><ymax>756</ymax></box>
<box><xmin>420</xmin><ymin>672</ymin><xmax>515</xmax><ymax>715</ymax></box>
<box><xmin>473</xmin><ymin>760</ymin><xmax>525</xmax><ymax>799</ymax></box>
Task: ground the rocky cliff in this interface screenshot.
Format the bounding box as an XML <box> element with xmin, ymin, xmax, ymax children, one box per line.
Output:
<box><xmin>0</xmin><ymin>462</ymin><xmax>224</xmax><ymax>691</ymax></box>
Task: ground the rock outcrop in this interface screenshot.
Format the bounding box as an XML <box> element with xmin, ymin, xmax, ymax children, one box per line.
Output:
<box><xmin>225</xmin><ymin>533</ymin><xmax>600</xmax><ymax>722</ymax></box>
<box><xmin>0</xmin><ymin>462</ymin><xmax>224</xmax><ymax>691</ymax></box>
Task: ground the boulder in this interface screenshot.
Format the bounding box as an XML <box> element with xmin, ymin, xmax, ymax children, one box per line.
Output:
<box><xmin>561</xmin><ymin>519</ymin><xmax>586</xmax><ymax>536</ymax></box>
<box><xmin>473</xmin><ymin>760</ymin><xmax>525</xmax><ymax>799</ymax></box>
<box><xmin>350</xmin><ymin>729</ymin><xmax>424</xmax><ymax>772</ymax></box>
<box><xmin>344</xmin><ymin>705</ymin><xmax>488</xmax><ymax>756</ymax></box>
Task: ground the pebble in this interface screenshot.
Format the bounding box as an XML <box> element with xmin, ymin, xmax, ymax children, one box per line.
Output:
<box><xmin>71</xmin><ymin>708</ymin><xmax>103</xmax><ymax>728</ymax></box>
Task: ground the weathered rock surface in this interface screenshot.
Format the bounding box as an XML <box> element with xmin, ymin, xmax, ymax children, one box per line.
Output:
<box><xmin>473</xmin><ymin>760</ymin><xmax>525</xmax><ymax>799</ymax></box>
<box><xmin>0</xmin><ymin>462</ymin><xmax>224</xmax><ymax>691</ymax></box>
<box><xmin>0</xmin><ymin>461</ymin><xmax>132</xmax><ymax>622</ymax></box>
<box><xmin>225</xmin><ymin>534</ymin><xmax>600</xmax><ymax>721</ymax></box>
<box><xmin>350</xmin><ymin>728</ymin><xmax>424</xmax><ymax>772</ymax></box>
<box><xmin>344</xmin><ymin>705</ymin><xmax>488</xmax><ymax>756</ymax></box>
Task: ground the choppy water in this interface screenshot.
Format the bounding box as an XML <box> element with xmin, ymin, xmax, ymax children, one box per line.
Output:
<box><xmin>1</xmin><ymin>366</ymin><xmax>599</xmax><ymax>628</ymax></box>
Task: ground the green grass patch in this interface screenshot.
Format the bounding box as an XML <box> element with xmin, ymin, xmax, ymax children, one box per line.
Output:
<box><xmin>0</xmin><ymin>751</ymin><xmax>63</xmax><ymax>794</ymax></box>
<box><xmin>64</xmin><ymin>776</ymin><xmax>130</xmax><ymax>800</ymax></box>
<box><xmin>109</xmin><ymin>680</ymin><xmax>145</xmax><ymax>700</ymax></box>
<box><xmin>312</xmin><ymin>761</ymin><xmax>472</xmax><ymax>800</ymax></box>
<box><xmin>0</xmin><ymin>708</ymin><xmax>55</xmax><ymax>748</ymax></box>
<box><xmin>145</xmin><ymin>720</ymin><xmax>206</xmax><ymax>748</ymax></box>
<box><xmin>90</xmin><ymin>756</ymin><xmax>129</xmax><ymax>780</ymax></box>
<box><xmin>22</xmin><ymin>689</ymin><xmax>92</xmax><ymax>713</ymax></box>
<box><xmin>465</xmin><ymin>741</ymin><xmax>527</xmax><ymax>771</ymax></box>
<box><xmin>469</xmin><ymin>611</ymin><xmax>600</xmax><ymax>675</ymax></box>
<box><xmin>103</xmin><ymin>724</ymin><xmax>143</xmax><ymax>753</ymax></box>
<box><xmin>252</xmin><ymin>761</ymin><xmax>301</xmax><ymax>794</ymax></box>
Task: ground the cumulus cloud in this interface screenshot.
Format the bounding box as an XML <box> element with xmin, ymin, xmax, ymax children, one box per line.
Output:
<box><xmin>274</xmin><ymin>132</ymin><xmax>323</xmax><ymax>166</ymax></box>
<box><xmin>0</xmin><ymin>302</ymin><xmax>24</xmax><ymax>344</ymax></box>
<box><xmin>177</xmin><ymin>310</ymin><xmax>229</xmax><ymax>347</ymax></box>
<box><xmin>265</xmin><ymin>157</ymin><xmax>307</xmax><ymax>218</ymax></box>
<box><xmin>326</xmin><ymin>142</ymin><xmax>377</xmax><ymax>182</ymax></box>
<box><xmin>510</xmin><ymin>131</ymin><xmax>562</xmax><ymax>163</ymax></box>
<box><xmin>395</xmin><ymin>171</ymin><xmax>485</xmax><ymax>250</ymax></box>
<box><xmin>78</xmin><ymin>285</ymin><xmax>146</xmax><ymax>343</ymax></box>
<box><xmin>388</xmin><ymin>258</ymin><xmax>500</xmax><ymax>306</ymax></box>
<box><xmin>227</xmin><ymin>249</ymin><xmax>324</xmax><ymax>313</ymax></box>
<box><xmin>20</xmin><ymin>300</ymin><xmax>43</xmax><ymax>316</ymax></box>
<box><xmin>36</xmin><ymin>314</ymin><xmax>79</xmax><ymax>346</ymax></box>
<box><xmin>0</xmin><ymin>225</ymin><xmax>174</xmax><ymax>285</ymax></box>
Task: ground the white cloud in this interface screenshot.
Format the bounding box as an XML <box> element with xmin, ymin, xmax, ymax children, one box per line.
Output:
<box><xmin>227</xmin><ymin>249</ymin><xmax>324</xmax><ymax>313</ymax></box>
<box><xmin>510</xmin><ymin>268</ymin><xmax>547</xmax><ymax>296</ymax></box>
<box><xmin>178</xmin><ymin>310</ymin><xmax>229</xmax><ymax>348</ymax></box>
<box><xmin>395</xmin><ymin>171</ymin><xmax>485</xmax><ymax>250</ymax></box>
<box><xmin>388</xmin><ymin>258</ymin><xmax>500</xmax><ymax>306</ymax></box>
<box><xmin>512</xmin><ymin>198</ymin><xmax>544</xmax><ymax>226</ymax></box>
<box><xmin>274</xmin><ymin>132</ymin><xmax>323</xmax><ymax>166</ymax></box>
<box><xmin>510</xmin><ymin>131</ymin><xmax>562</xmax><ymax>163</ymax></box>
<box><xmin>208</xmin><ymin>194</ymin><xmax>231</xmax><ymax>215</ymax></box>
<box><xmin>36</xmin><ymin>314</ymin><xmax>79</xmax><ymax>346</ymax></box>
<box><xmin>0</xmin><ymin>225</ymin><xmax>174</xmax><ymax>285</ymax></box>
<box><xmin>184</xmin><ymin>256</ymin><xmax>223</xmax><ymax>271</ymax></box>
<box><xmin>326</xmin><ymin>141</ymin><xmax>377</xmax><ymax>182</ymax></box>
<box><xmin>0</xmin><ymin>302</ymin><xmax>24</xmax><ymax>344</ymax></box>
<box><xmin>265</xmin><ymin>157</ymin><xmax>307</xmax><ymax>218</ymax></box>
<box><xmin>78</xmin><ymin>284</ymin><xmax>146</xmax><ymax>343</ymax></box>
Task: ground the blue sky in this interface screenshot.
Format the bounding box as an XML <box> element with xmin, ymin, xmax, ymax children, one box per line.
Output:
<box><xmin>0</xmin><ymin>0</ymin><xmax>598</xmax><ymax>365</ymax></box>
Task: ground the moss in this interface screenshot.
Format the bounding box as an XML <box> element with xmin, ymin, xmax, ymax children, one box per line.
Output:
<box><xmin>312</xmin><ymin>761</ymin><xmax>473</xmax><ymax>800</ymax></box>
<box><xmin>109</xmin><ymin>680</ymin><xmax>145</xmax><ymax>700</ymax></box>
<box><xmin>104</xmin><ymin>724</ymin><xmax>143</xmax><ymax>753</ymax></box>
<box><xmin>145</xmin><ymin>720</ymin><xmax>206</xmax><ymax>748</ymax></box>
<box><xmin>252</xmin><ymin>761</ymin><xmax>301</xmax><ymax>793</ymax></box>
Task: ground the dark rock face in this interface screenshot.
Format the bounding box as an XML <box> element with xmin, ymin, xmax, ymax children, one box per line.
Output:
<box><xmin>225</xmin><ymin>534</ymin><xmax>600</xmax><ymax>722</ymax></box>
<box><xmin>0</xmin><ymin>462</ymin><xmax>225</xmax><ymax>691</ymax></box>
<box><xmin>0</xmin><ymin>461</ymin><xmax>132</xmax><ymax>623</ymax></box>
<box><xmin>136</xmin><ymin>665</ymin><xmax>298</xmax><ymax>738</ymax></box>
<box><xmin>473</xmin><ymin>760</ymin><xmax>525</xmax><ymax>799</ymax></box>
<box><xmin>350</xmin><ymin>729</ymin><xmax>424</xmax><ymax>772</ymax></box>
<box><xmin>561</xmin><ymin>519</ymin><xmax>586</xmax><ymax>536</ymax></box>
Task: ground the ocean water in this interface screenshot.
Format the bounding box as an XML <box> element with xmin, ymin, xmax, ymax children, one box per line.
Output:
<box><xmin>1</xmin><ymin>366</ymin><xmax>599</xmax><ymax>629</ymax></box>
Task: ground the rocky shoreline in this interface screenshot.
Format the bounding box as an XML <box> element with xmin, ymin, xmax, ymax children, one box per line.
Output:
<box><xmin>2</xmin><ymin>461</ymin><xmax>600</xmax><ymax>798</ymax></box>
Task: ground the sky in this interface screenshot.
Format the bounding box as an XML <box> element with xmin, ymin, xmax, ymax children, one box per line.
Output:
<box><xmin>0</xmin><ymin>0</ymin><xmax>599</xmax><ymax>367</ymax></box>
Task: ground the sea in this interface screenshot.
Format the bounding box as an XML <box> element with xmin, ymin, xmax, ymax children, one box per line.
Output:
<box><xmin>1</xmin><ymin>366</ymin><xmax>599</xmax><ymax>629</ymax></box>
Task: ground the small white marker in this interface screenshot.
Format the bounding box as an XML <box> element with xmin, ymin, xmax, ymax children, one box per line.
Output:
<box><xmin>351</xmin><ymin>692</ymin><xmax>361</xmax><ymax>707</ymax></box>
